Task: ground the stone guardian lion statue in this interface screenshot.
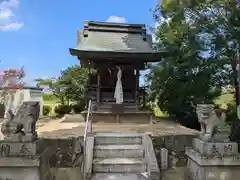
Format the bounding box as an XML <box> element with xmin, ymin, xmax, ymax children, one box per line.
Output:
<box><xmin>196</xmin><ymin>104</ymin><xmax>229</xmax><ymax>142</ymax></box>
<box><xmin>1</xmin><ymin>101</ymin><xmax>40</xmax><ymax>142</ymax></box>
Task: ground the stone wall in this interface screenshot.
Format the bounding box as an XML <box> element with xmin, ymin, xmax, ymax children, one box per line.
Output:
<box><xmin>40</xmin><ymin>134</ymin><xmax>196</xmax><ymax>168</ymax></box>
<box><xmin>40</xmin><ymin>137</ymin><xmax>83</xmax><ymax>167</ymax></box>
<box><xmin>4</xmin><ymin>134</ymin><xmax>193</xmax><ymax>179</ymax></box>
<box><xmin>152</xmin><ymin>134</ymin><xmax>197</xmax><ymax>168</ymax></box>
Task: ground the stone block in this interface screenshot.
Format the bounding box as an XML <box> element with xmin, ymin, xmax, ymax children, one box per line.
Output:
<box><xmin>0</xmin><ymin>168</ymin><xmax>40</xmax><ymax>180</ymax></box>
<box><xmin>185</xmin><ymin>147</ymin><xmax>240</xmax><ymax>166</ymax></box>
<box><xmin>0</xmin><ymin>149</ymin><xmax>52</xmax><ymax>180</ymax></box>
<box><xmin>85</xmin><ymin>135</ymin><xmax>94</xmax><ymax>178</ymax></box>
<box><xmin>193</xmin><ymin>138</ymin><xmax>238</xmax><ymax>157</ymax></box>
<box><xmin>142</xmin><ymin>134</ymin><xmax>160</xmax><ymax>180</ymax></box>
<box><xmin>161</xmin><ymin>148</ymin><xmax>168</xmax><ymax>170</ymax></box>
<box><xmin>186</xmin><ymin>157</ymin><xmax>240</xmax><ymax>180</ymax></box>
<box><xmin>50</xmin><ymin>167</ymin><xmax>83</xmax><ymax>180</ymax></box>
<box><xmin>0</xmin><ymin>140</ymin><xmax>44</xmax><ymax>157</ymax></box>
<box><xmin>185</xmin><ymin>146</ymin><xmax>240</xmax><ymax>180</ymax></box>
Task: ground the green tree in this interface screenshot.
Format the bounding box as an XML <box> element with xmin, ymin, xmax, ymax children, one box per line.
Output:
<box><xmin>36</xmin><ymin>65</ymin><xmax>90</xmax><ymax>106</ymax></box>
<box><xmin>57</xmin><ymin>65</ymin><xmax>89</xmax><ymax>105</ymax></box>
<box><xmin>147</xmin><ymin>0</ymin><xmax>230</xmax><ymax>129</ymax></box>
<box><xmin>35</xmin><ymin>77</ymin><xmax>65</xmax><ymax>104</ymax></box>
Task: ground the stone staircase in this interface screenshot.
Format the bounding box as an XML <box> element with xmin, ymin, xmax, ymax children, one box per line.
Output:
<box><xmin>84</xmin><ymin>133</ymin><xmax>160</xmax><ymax>180</ymax></box>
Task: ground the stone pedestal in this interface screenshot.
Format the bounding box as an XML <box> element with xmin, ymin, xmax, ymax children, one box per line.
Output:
<box><xmin>185</xmin><ymin>138</ymin><xmax>240</xmax><ymax>180</ymax></box>
<box><xmin>0</xmin><ymin>140</ymin><xmax>52</xmax><ymax>180</ymax></box>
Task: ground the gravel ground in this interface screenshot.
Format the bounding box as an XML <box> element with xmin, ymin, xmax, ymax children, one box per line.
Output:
<box><xmin>36</xmin><ymin>117</ymin><xmax>197</xmax><ymax>139</ymax></box>
<box><xmin>0</xmin><ymin>116</ymin><xmax>197</xmax><ymax>139</ymax></box>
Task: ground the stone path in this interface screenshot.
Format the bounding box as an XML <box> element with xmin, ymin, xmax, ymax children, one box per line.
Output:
<box><xmin>50</xmin><ymin>167</ymin><xmax>186</xmax><ymax>180</ymax></box>
<box><xmin>162</xmin><ymin>167</ymin><xmax>186</xmax><ymax>180</ymax></box>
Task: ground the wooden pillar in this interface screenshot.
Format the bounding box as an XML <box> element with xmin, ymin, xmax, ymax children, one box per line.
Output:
<box><xmin>135</xmin><ymin>68</ymin><xmax>140</xmax><ymax>107</ymax></box>
<box><xmin>97</xmin><ymin>70</ymin><xmax>100</xmax><ymax>104</ymax></box>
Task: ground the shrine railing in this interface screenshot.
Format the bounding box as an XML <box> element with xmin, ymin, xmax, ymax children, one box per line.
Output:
<box><xmin>83</xmin><ymin>99</ymin><xmax>92</xmax><ymax>179</ymax></box>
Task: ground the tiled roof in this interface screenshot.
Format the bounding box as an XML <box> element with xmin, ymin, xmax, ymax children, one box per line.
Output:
<box><xmin>72</xmin><ymin>21</ymin><xmax>154</xmax><ymax>53</ymax></box>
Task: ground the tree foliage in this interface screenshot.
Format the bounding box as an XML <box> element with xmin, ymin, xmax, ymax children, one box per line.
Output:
<box><xmin>58</xmin><ymin>65</ymin><xmax>89</xmax><ymax>104</ymax></box>
<box><xmin>36</xmin><ymin>65</ymin><xmax>89</xmax><ymax>106</ymax></box>
<box><xmin>148</xmin><ymin>0</ymin><xmax>240</xmax><ymax>129</ymax></box>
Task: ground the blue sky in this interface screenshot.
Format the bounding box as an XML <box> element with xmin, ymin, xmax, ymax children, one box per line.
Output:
<box><xmin>0</xmin><ymin>0</ymin><xmax>159</xmax><ymax>86</ymax></box>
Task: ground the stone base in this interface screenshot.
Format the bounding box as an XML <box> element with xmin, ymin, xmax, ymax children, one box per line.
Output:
<box><xmin>3</xmin><ymin>133</ymin><xmax>37</xmax><ymax>142</ymax></box>
<box><xmin>0</xmin><ymin>140</ymin><xmax>44</xmax><ymax>156</ymax></box>
<box><xmin>185</xmin><ymin>157</ymin><xmax>240</xmax><ymax>180</ymax></box>
<box><xmin>185</xmin><ymin>147</ymin><xmax>240</xmax><ymax>180</ymax></box>
<box><xmin>0</xmin><ymin>148</ymin><xmax>52</xmax><ymax>180</ymax></box>
<box><xmin>0</xmin><ymin>167</ymin><xmax>42</xmax><ymax>180</ymax></box>
<box><xmin>3</xmin><ymin>133</ymin><xmax>23</xmax><ymax>142</ymax></box>
<box><xmin>193</xmin><ymin>138</ymin><xmax>238</xmax><ymax>156</ymax></box>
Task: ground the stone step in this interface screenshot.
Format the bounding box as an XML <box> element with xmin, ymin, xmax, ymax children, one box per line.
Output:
<box><xmin>98</xmin><ymin>104</ymin><xmax>137</xmax><ymax>109</ymax></box>
<box><xmin>90</xmin><ymin>173</ymin><xmax>148</xmax><ymax>180</ymax></box>
<box><xmin>94</xmin><ymin>145</ymin><xmax>144</xmax><ymax>158</ymax></box>
<box><xmin>93</xmin><ymin>158</ymin><xmax>146</xmax><ymax>173</ymax></box>
<box><xmin>94</xmin><ymin>133</ymin><xmax>142</xmax><ymax>145</ymax></box>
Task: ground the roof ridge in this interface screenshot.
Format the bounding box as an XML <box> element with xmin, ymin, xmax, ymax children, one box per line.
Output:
<box><xmin>84</xmin><ymin>20</ymin><xmax>146</xmax><ymax>28</ymax></box>
<box><xmin>83</xmin><ymin>20</ymin><xmax>146</xmax><ymax>34</ymax></box>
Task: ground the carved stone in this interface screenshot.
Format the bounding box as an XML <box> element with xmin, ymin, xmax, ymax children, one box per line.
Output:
<box><xmin>1</xmin><ymin>101</ymin><xmax>40</xmax><ymax>142</ymax></box>
<box><xmin>0</xmin><ymin>141</ymin><xmax>44</xmax><ymax>157</ymax></box>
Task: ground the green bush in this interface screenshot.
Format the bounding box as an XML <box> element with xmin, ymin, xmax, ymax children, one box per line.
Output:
<box><xmin>71</xmin><ymin>102</ymin><xmax>85</xmax><ymax>113</ymax></box>
<box><xmin>43</xmin><ymin>105</ymin><xmax>51</xmax><ymax>116</ymax></box>
<box><xmin>54</xmin><ymin>104</ymin><xmax>72</xmax><ymax>117</ymax></box>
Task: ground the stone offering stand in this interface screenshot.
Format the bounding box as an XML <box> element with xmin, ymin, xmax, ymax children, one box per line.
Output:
<box><xmin>185</xmin><ymin>104</ymin><xmax>240</xmax><ymax>180</ymax></box>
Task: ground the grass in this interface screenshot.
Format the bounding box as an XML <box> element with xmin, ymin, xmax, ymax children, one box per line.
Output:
<box><xmin>43</xmin><ymin>101</ymin><xmax>60</xmax><ymax>117</ymax></box>
<box><xmin>215</xmin><ymin>93</ymin><xmax>235</xmax><ymax>108</ymax></box>
<box><xmin>153</xmin><ymin>105</ymin><xmax>168</xmax><ymax>117</ymax></box>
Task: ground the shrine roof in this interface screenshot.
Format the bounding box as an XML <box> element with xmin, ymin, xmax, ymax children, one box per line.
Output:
<box><xmin>69</xmin><ymin>21</ymin><xmax>166</xmax><ymax>60</ymax></box>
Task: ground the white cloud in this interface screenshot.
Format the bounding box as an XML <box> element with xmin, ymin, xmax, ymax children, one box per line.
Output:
<box><xmin>0</xmin><ymin>0</ymin><xmax>23</xmax><ymax>32</ymax></box>
<box><xmin>0</xmin><ymin>22</ymin><xmax>23</xmax><ymax>31</ymax></box>
<box><xmin>106</xmin><ymin>16</ymin><xmax>126</xmax><ymax>23</ymax></box>
<box><xmin>0</xmin><ymin>0</ymin><xmax>20</xmax><ymax>9</ymax></box>
<box><xmin>0</xmin><ymin>8</ymin><xmax>13</xmax><ymax>22</ymax></box>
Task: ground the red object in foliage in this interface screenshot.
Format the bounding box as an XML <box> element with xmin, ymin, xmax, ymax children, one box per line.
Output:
<box><xmin>0</xmin><ymin>67</ymin><xmax>25</xmax><ymax>90</ymax></box>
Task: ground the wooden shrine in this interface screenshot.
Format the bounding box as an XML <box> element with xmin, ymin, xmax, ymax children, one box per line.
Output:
<box><xmin>70</xmin><ymin>21</ymin><xmax>166</xmax><ymax>123</ymax></box>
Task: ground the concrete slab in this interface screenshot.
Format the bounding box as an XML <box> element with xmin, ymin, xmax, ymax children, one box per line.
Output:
<box><xmin>94</xmin><ymin>145</ymin><xmax>143</xmax><ymax>150</ymax></box>
<box><xmin>94</xmin><ymin>145</ymin><xmax>144</xmax><ymax>158</ymax></box>
<box><xmin>94</xmin><ymin>132</ymin><xmax>144</xmax><ymax>137</ymax></box>
<box><xmin>91</xmin><ymin>173</ymin><xmax>147</xmax><ymax>180</ymax></box>
<box><xmin>94</xmin><ymin>136</ymin><xmax>142</xmax><ymax>145</ymax></box>
<box><xmin>93</xmin><ymin>158</ymin><xmax>143</xmax><ymax>165</ymax></box>
<box><xmin>93</xmin><ymin>158</ymin><xmax>146</xmax><ymax>173</ymax></box>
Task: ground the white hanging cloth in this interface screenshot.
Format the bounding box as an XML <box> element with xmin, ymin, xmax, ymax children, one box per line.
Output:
<box><xmin>114</xmin><ymin>66</ymin><xmax>123</xmax><ymax>104</ymax></box>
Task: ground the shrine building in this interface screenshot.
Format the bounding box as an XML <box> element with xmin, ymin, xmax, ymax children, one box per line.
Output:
<box><xmin>69</xmin><ymin>21</ymin><xmax>166</xmax><ymax>123</ymax></box>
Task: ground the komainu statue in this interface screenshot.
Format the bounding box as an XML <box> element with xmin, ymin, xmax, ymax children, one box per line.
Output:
<box><xmin>1</xmin><ymin>101</ymin><xmax>40</xmax><ymax>142</ymax></box>
<box><xmin>196</xmin><ymin>104</ymin><xmax>230</xmax><ymax>142</ymax></box>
